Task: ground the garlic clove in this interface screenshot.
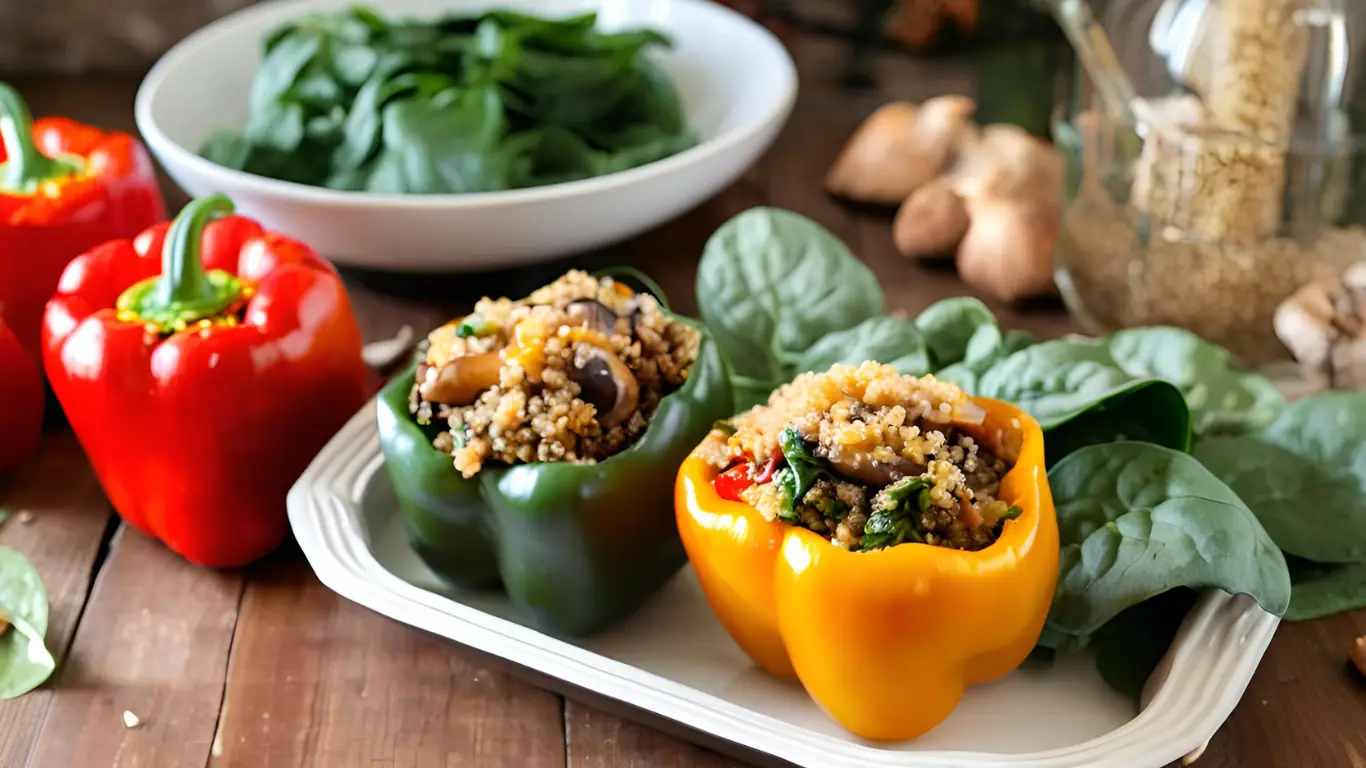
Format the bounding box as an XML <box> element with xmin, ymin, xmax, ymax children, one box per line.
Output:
<box><xmin>826</xmin><ymin>97</ymin><xmax>977</xmax><ymax>206</ymax></box>
<box><xmin>1275</xmin><ymin>278</ymin><xmax>1339</xmax><ymax>380</ymax></box>
<box><xmin>1276</xmin><ymin>267</ymin><xmax>1366</xmax><ymax>390</ymax></box>
<box><xmin>893</xmin><ymin>177</ymin><xmax>970</xmax><ymax>259</ymax></box>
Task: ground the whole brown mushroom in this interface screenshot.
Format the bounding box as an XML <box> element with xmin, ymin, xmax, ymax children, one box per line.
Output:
<box><xmin>825</xmin><ymin>96</ymin><xmax>977</xmax><ymax>206</ymax></box>
<box><xmin>946</xmin><ymin>124</ymin><xmax>1065</xmax><ymax>301</ymax></box>
<box><xmin>893</xmin><ymin>177</ymin><xmax>970</xmax><ymax>259</ymax></box>
<box><xmin>955</xmin><ymin>197</ymin><xmax>1059</xmax><ymax>303</ymax></box>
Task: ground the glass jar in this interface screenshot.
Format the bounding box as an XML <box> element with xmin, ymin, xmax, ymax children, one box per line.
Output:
<box><xmin>1051</xmin><ymin>0</ymin><xmax>1366</xmax><ymax>366</ymax></box>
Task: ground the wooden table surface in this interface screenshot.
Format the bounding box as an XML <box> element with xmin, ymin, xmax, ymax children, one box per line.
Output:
<box><xmin>3</xmin><ymin>35</ymin><xmax>1364</xmax><ymax>768</ymax></box>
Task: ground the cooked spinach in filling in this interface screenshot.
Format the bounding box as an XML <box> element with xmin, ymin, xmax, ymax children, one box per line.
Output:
<box><xmin>703</xmin><ymin>362</ymin><xmax>1021</xmax><ymax>551</ymax></box>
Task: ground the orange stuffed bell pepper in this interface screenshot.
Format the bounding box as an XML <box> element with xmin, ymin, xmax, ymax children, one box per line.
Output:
<box><xmin>675</xmin><ymin>364</ymin><xmax>1057</xmax><ymax>741</ymax></box>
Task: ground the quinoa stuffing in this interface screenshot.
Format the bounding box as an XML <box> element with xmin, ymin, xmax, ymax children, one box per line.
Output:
<box><xmin>702</xmin><ymin>362</ymin><xmax>1022</xmax><ymax>552</ymax></box>
<box><xmin>411</xmin><ymin>271</ymin><xmax>700</xmax><ymax>477</ymax></box>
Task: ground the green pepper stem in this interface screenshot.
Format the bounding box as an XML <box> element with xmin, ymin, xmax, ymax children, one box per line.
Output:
<box><xmin>0</xmin><ymin>83</ymin><xmax>68</xmax><ymax>193</ymax></box>
<box><xmin>160</xmin><ymin>194</ymin><xmax>236</xmax><ymax>307</ymax></box>
<box><xmin>115</xmin><ymin>194</ymin><xmax>245</xmax><ymax>331</ymax></box>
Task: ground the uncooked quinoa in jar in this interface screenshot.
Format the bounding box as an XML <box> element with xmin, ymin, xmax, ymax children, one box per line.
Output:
<box><xmin>1054</xmin><ymin>0</ymin><xmax>1366</xmax><ymax>365</ymax></box>
<box><xmin>697</xmin><ymin>362</ymin><xmax>1022</xmax><ymax>552</ymax></box>
<box><xmin>410</xmin><ymin>271</ymin><xmax>700</xmax><ymax>477</ymax></box>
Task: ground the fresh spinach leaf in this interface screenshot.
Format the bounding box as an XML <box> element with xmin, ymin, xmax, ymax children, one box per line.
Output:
<box><xmin>1195</xmin><ymin>394</ymin><xmax>1366</xmax><ymax>563</ymax></box>
<box><xmin>1284</xmin><ymin>559</ymin><xmax>1366</xmax><ymax>621</ymax></box>
<box><xmin>0</xmin><ymin>547</ymin><xmax>54</xmax><ymax>700</ymax></box>
<box><xmin>332</xmin><ymin>43</ymin><xmax>380</xmax><ymax>86</ymax></box>
<box><xmin>696</xmin><ymin>208</ymin><xmax>886</xmax><ymax>410</ymax></box>
<box><xmin>200</xmin><ymin>130</ymin><xmax>253</xmax><ymax>170</ymax></box>
<box><xmin>914</xmin><ymin>297</ymin><xmax>997</xmax><ymax>368</ymax></box>
<box><xmin>935</xmin><ymin>325</ymin><xmax>1037</xmax><ymax>391</ymax></box>
<box><xmin>609</xmin><ymin>57</ymin><xmax>686</xmax><ymax>137</ymax></box>
<box><xmin>510</xmin><ymin>127</ymin><xmax>600</xmax><ymax>186</ymax></box>
<box><xmin>287</xmin><ymin>71</ymin><xmax>344</xmax><ymax>107</ymax></box>
<box><xmin>207</xmin><ymin>8</ymin><xmax>692</xmax><ymax>194</ymax></box>
<box><xmin>1091</xmin><ymin>588</ymin><xmax>1200</xmax><ymax>706</ymax></box>
<box><xmin>1046</xmin><ymin>442</ymin><xmax>1290</xmax><ymax>644</ymax></box>
<box><xmin>591</xmin><ymin>130</ymin><xmax>697</xmax><ymax>176</ymax></box>
<box><xmin>1106</xmin><ymin>327</ymin><xmax>1285</xmax><ymax>435</ymax></box>
<box><xmin>244</xmin><ymin>100</ymin><xmax>307</xmax><ymax>153</ymax></box>
<box><xmin>305</xmin><ymin>109</ymin><xmax>346</xmax><ymax>143</ymax></box>
<box><xmin>372</xmin><ymin>84</ymin><xmax>513</xmax><ymax>194</ymax></box>
<box><xmin>249</xmin><ymin>33</ymin><xmax>323</xmax><ymax>113</ymax></box>
<box><xmin>972</xmin><ymin>339</ymin><xmax>1192</xmax><ymax>459</ymax></box>
<box><xmin>509</xmin><ymin>48</ymin><xmax>633</xmax><ymax>128</ymax></box>
<box><xmin>333</xmin><ymin>60</ymin><xmax>425</xmax><ymax>173</ymax></box>
<box><xmin>972</xmin><ymin>338</ymin><xmax>1126</xmax><ymax>426</ymax></box>
<box><xmin>967</xmin><ymin>325</ymin><xmax>1037</xmax><ymax>364</ymax></box>
<box><xmin>796</xmin><ymin>316</ymin><xmax>933</xmax><ymax>377</ymax></box>
<box><xmin>1043</xmin><ymin>382</ymin><xmax>1192</xmax><ymax>466</ymax></box>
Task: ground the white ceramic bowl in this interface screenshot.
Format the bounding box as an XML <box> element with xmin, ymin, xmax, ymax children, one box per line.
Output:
<box><xmin>135</xmin><ymin>0</ymin><xmax>796</xmax><ymax>272</ymax></box>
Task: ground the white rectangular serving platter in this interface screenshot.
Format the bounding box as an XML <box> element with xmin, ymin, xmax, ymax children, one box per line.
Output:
<box><xmin>288</xmin><ymin>398</ymin><xmax>1280</xmax><ymax>768</ymax></box>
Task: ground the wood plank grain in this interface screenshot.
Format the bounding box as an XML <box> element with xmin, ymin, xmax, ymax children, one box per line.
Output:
<box><xmin>25</xmin><ymin>524</ymin><xmax>243</xmax><ymax>768</ymax></box>
<box><xmin>564</xmin><ymin>702</ymin><xmax>739</xmax><ymax>768</ymax></box>
<box><xmin>209</xmin><ymin>556</ymin><xmax>565</xmax><ymax>768</ymax></box>
<box><xmin>1178</xmin><ymin>614</ymin><xmax>1366</xmax><ymax>768</ymax></box>
<box><xmin>0</xmin><ymin>434</ymin><xmax>115</xmax><ymax>767</ymax></box>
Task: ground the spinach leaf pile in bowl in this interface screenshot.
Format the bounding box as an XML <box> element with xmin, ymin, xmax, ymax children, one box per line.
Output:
<box><xmin>200</xmin><ymin>6</ymin><xmax>696</xmax><ymax>194</ymax></box>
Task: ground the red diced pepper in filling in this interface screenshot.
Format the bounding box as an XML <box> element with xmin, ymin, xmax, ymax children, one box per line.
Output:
<box><xmin>714</xmin><ymin>462</ymin><xmax>756</xmax><ymax>501</ymax></box>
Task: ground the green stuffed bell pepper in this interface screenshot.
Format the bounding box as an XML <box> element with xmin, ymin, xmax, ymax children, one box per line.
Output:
<box><xmin>377</xmin><ymin>271</ymin><xmax>732</xmax><ymax>637</ymax></box>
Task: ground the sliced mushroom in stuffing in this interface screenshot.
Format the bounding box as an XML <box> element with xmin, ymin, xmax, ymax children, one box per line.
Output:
<box><xmin>409</xmin><ymin>270</ymin><xmax>700</xmax><ymax>478</ymax></box>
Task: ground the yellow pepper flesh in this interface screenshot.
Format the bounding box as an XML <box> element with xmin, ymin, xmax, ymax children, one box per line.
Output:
<box><xmin>675</xmin><ymin>398</ymin><xmax>1058</xmax><ymax>741</ymax></box>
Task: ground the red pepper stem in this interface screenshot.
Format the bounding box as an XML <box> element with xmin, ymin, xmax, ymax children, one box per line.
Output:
<box><xmin>115</xmin><ymin>194</ymin><xmax>245</xmax><ymax>332</ymax></box>
<box><xmin>0</xmin><ymin>83</ymin><xmax>67</xmax><ymax>193</ymax></box>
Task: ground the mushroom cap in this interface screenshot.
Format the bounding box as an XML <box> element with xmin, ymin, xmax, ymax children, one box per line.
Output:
<box><xmin>893</xmin><ymin>177</ymin><xmax>970</xmax><ymax>259</ymax></box>
<box><xmin>568</xmin><ymin>299</ymin><xmax>625</xmax><ymax>337</ymax></box>
<box><xmin>569</xmin><ymin>344</ymin><xmax>640</xmax><ymax>429</ymax></box>
<box><xmin>825</xmin><ymin>97</ymin><xmax>977</xmax><ymax>206</ymax></box>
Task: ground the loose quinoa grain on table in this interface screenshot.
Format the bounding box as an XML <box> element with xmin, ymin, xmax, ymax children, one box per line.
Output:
<box><xmin>702</xmin><ymin>362</ymin><xmax>1022</xmax><ymax>552</ymax></box>
<box><xmin>411</xmin><ymin>270</ymin><xmax>700</xmax><ymax>477</ymax></box>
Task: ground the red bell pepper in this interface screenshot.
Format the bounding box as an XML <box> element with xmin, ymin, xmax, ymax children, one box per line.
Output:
<box><xmin>0</xmin><ymin>313</ymin><xmax>42</xmax><ymax>471</ymax></box>
<box><xmin>43</xmin><ymin>194</ymin><xmax>371</xmax><ymax>568</ymax></box>
<box><xmin>0</xmin><ymin>82</ymin><xmax>165</xmax><ymax>362</ymax></box>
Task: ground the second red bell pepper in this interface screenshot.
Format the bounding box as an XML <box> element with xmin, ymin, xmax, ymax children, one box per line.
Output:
<box><xmin>0</xmin><ymin>83</ymin><xmax>165</xmax><ymax>362</ymax></box>
<box><xmin>0</xmin><ymin>313</ymin><xmax>42</xmax><ymax>471</ymax></box>
<box><xmin>43</xmin><ymin>194</ymin><xmax>371</xmax><ymax>568</ymax></box>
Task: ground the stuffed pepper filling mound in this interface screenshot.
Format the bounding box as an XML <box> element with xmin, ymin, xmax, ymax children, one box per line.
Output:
<box><xmin>411</xmin><ymin>270</ymin><xmax>700</xmax><ymax>477</ymax></box>
<box><xmin>700</xmin><ymin>362</ymin><xmax>1023</xmax><ymax>552</ymax></box>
